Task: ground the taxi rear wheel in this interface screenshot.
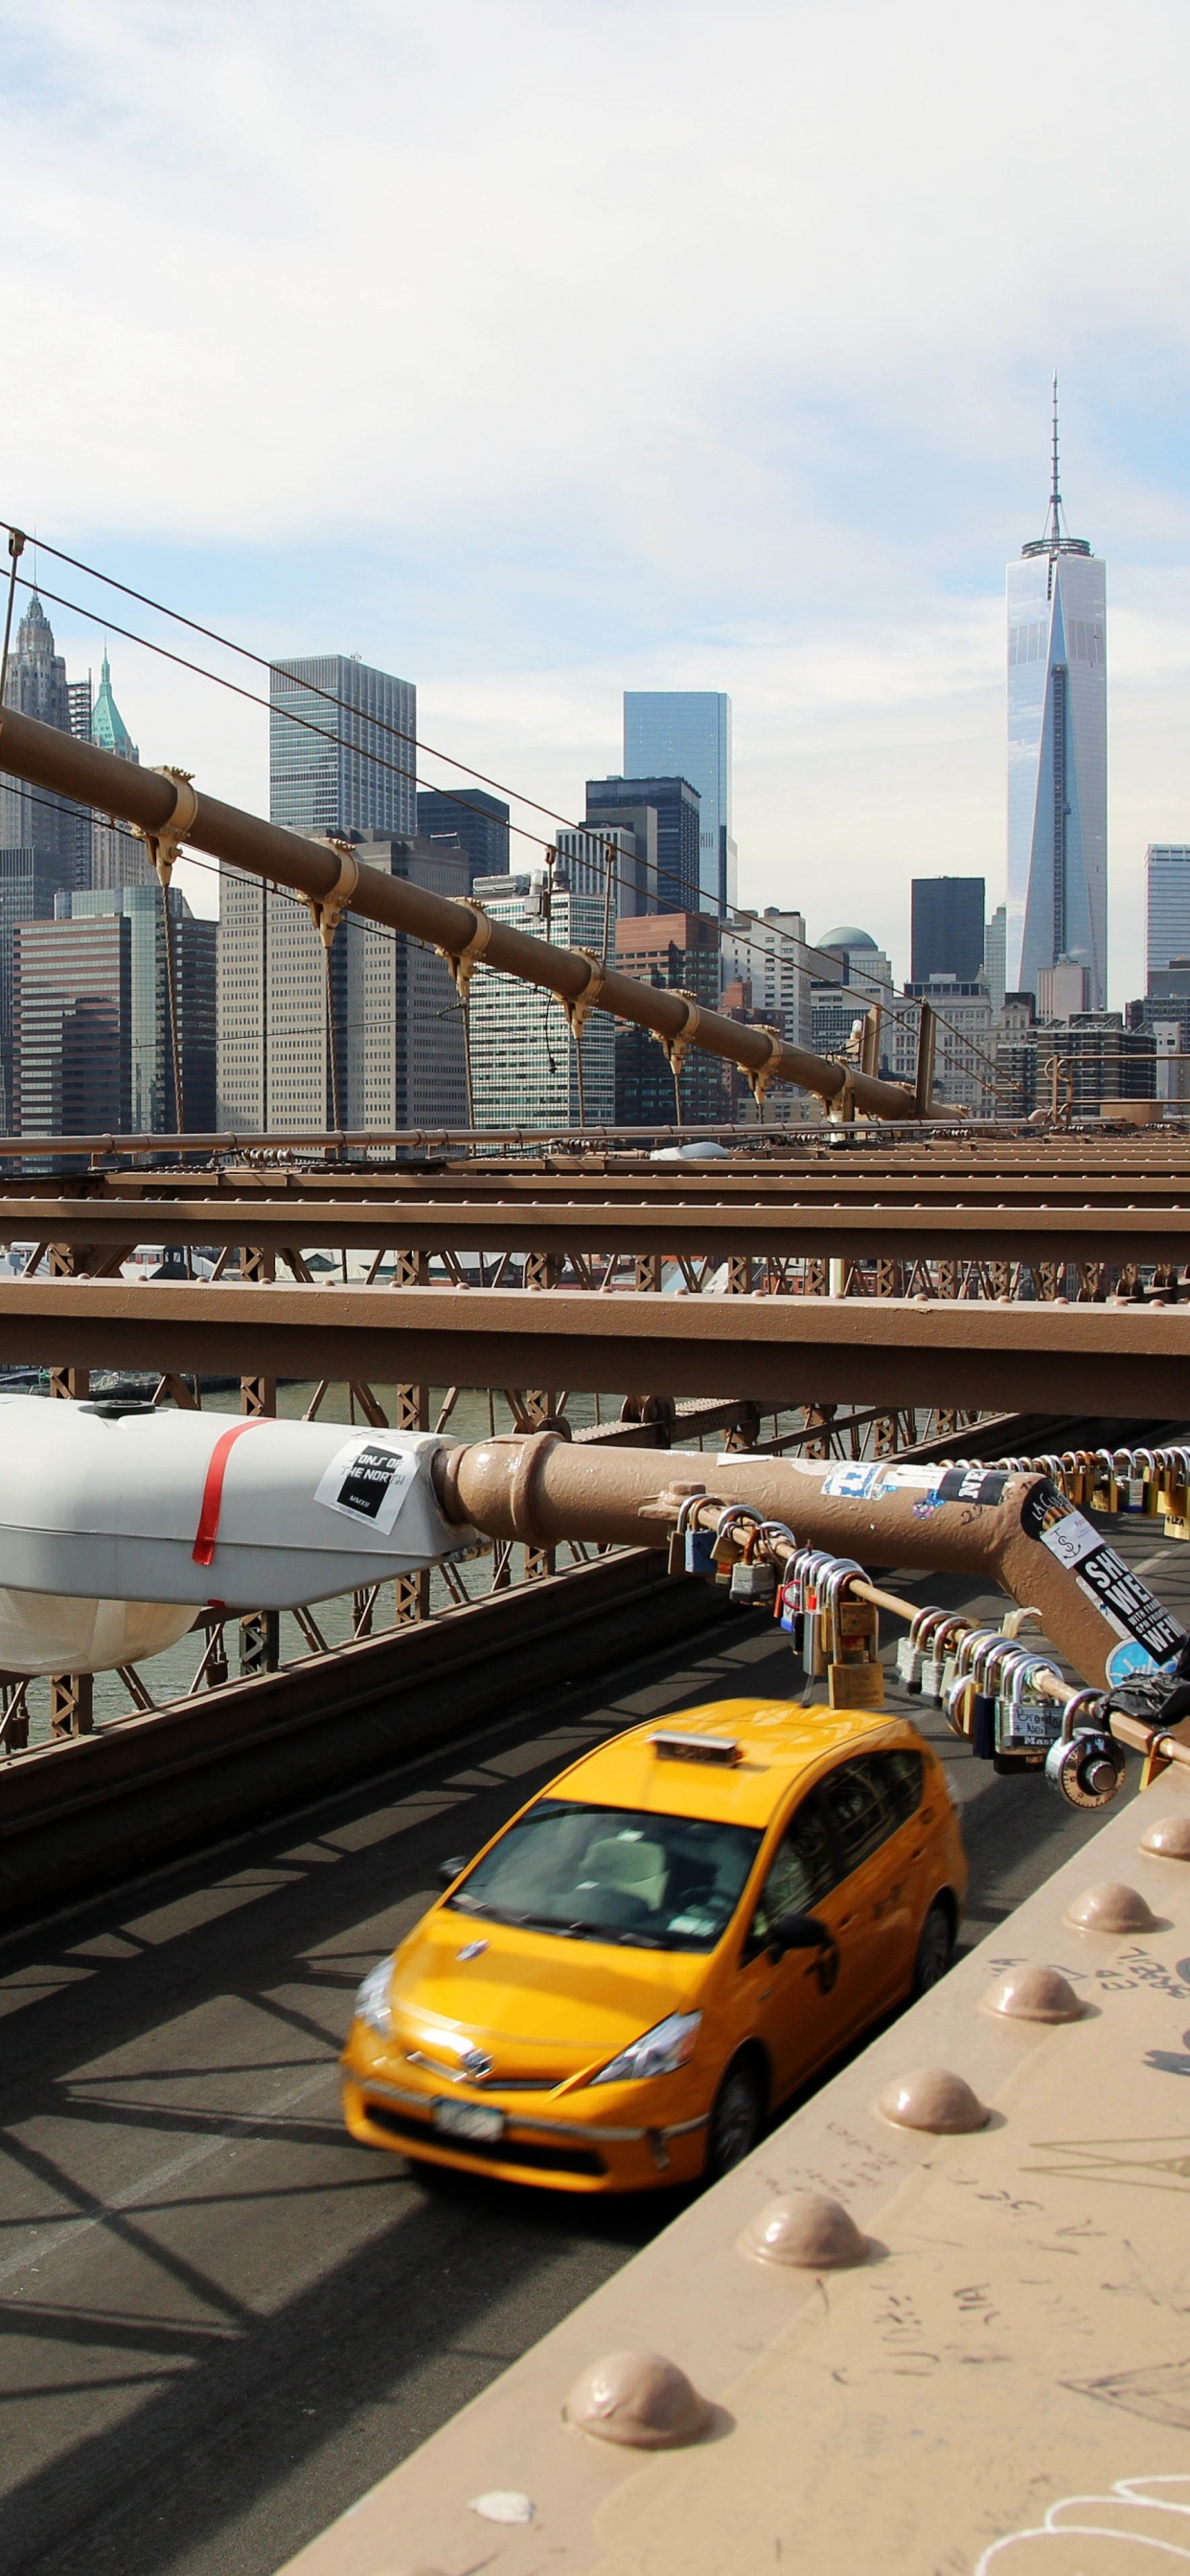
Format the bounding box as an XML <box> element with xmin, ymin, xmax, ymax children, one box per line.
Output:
<box><xmin>705</xmin><ymin>2054</ymin><xmax>765</xmax><ymax>2180</ymax></box>
<box><xmin>912</xmin><ymin>1898</ymin><xmax>954</xmax><ymax>1995</ymax></box>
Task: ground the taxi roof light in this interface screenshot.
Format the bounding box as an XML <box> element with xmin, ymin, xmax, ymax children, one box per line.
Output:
<box><xmin>649</xmin><ymin>1730</ymin><xmax>743</xmax><ymax>1767</ymax></box>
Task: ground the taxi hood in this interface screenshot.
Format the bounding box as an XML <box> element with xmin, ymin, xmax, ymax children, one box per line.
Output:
<box><xmin>390</xmin><ymin>1904</ymin><xmax>702</xmax><ymax>2082</ymax></box>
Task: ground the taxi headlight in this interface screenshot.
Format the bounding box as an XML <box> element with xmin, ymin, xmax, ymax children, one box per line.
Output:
<box><xmin>354</xmin><ymin>1958</ymin><xmax>394</xmax><ymax>2037</ymax></box>
<box><xmin>591</xmin><ymin>2011</ymin><xmax>701</xmax><ymax>2085</ymax></box>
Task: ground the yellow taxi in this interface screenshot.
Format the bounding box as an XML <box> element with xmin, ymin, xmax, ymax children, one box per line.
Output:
<box><xmin>341</xmin><ymin>1697</ymin><xmax>967</xmax><ymax>2194</ymax></box>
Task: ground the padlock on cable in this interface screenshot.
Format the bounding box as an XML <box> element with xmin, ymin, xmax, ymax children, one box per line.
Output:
<box><xmin>895</xmin><ymin>1606</ymin><xmax>937</xmax><ymax>1693</ymax></box>
<box><xmin>756</xmin><ymin>1522</ymin><xmax>796</xmax><ymax>1618</ymax></box>
<box><xmin>970</xmin><ymin>1637</ymin><xmax>1014</xmax><ymax>1760</ymax></box>
<box><xmin>800</xmin><ymin>1552</ymin><xmax>832</xmax><ymax>1678</ymax></box>
<box><xmin>939</xmin><ymin>1617</ymin><xmax>975</xmax><ymax>1706</ymax></box>
<box><xmin>995</xmin><ymin>1654</ymin><xmax>1064</xmax><ymax>1770</ymax></box>
<box><xmin>713</xmin><ymin>1503</ymin><xmax>761</xmax><ymax>1588</ymax></box>
<box><xmin>1133</xmin><ymin>1448</ymin><xmax>1161</xmax><ymax>1518</ymax></box>
<box><xmin>920</xmin><ymin>1613</ymin><xmax>955</xmax><ymax>1706</ymax></box>
<box><xmin>1044</xmin><ymin>1689</ymin><xmax>1127</xmax><ymax>1808</ymax></box>
<box><xmin>1162</xmin><ymin>1444</ymin><xmax>1190</xmax><ymax>1541</ymax></box>
<box><xmin>942</xmin><ymin>1629</ymin><xmax>998</xmax><ymax>1742</ymax></box>
<box><xmin>675</xmin><ymin>1493</ymin><xmax>717</xmax><ymax>1578</ymax></box>
<box><xmin>782</xmin><ymin>1548</ymin><xmax>823</xmax><ymax>1662</ymax></box>
<box><xmin>729</xmin><ymin>1528</ymin><xmax>777</xmax><ymax>1607</ymax></box>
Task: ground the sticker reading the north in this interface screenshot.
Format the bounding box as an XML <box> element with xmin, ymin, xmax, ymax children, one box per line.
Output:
<box><xmin>314</xmin><ymin>1438</ymin><xmax>421</xmax><ymax>1537</ymax></box>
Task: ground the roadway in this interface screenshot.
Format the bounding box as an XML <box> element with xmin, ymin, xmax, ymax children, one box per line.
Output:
<box><xmin>5</xmin><ymin>1528</ymin><xmax>1188</xmax><ymax>2576</ymax></box>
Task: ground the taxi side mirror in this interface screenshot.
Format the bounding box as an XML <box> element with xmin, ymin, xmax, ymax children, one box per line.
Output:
<box><xmin>438</xmin><ymin>1853</ymin><xmax>470</xmax><ymax>1888</ymax></box>
<box><xmin>768</xmin><ymin>1910</ymin><xmax>831</xmax><ymax>1957</ymax></box>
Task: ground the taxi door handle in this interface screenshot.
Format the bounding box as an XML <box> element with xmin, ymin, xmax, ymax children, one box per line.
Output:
<box><xmin>907</xmin><ymin>1846</ymin><xmax>927</xmax><ymax>1862</ymax></box>
<box><xmin>835</xmin><ymin>1912</ymin><xmax>856</xmax><ymax>1930</ymax></box>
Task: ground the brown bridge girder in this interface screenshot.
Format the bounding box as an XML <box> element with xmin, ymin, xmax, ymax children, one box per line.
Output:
<box><xmin>7</xmin><ymin>1164</ymin><xmax>1190</xmax><ymax>1209</ymax></box>
<box><xmin>1</xmin><ymin>1278</ymin><xmax>1188</xmax><ymax>1415</ymax></box>
<box><xmin>0</xmin><ymin>1191</ymin><xmax>1184</xmax><ymax>1267</ymax></box>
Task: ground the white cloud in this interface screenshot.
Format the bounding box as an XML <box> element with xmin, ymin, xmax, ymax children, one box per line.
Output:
<box><xmin>4</xmin><ymin>0</ymin><xmax>1190</xmax><ymax>1001</ymax></box>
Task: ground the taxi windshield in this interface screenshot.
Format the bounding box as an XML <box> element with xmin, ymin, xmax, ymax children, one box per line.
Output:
<box><xmin>446</xmin><ymin>1799</ymin><xmax>764</xmax><ymax>1950</ymax></box>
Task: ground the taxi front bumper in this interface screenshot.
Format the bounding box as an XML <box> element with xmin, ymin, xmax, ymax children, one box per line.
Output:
<box><xmin>341</xmin><ymin>2067</ymin><xmax>710</xmax><ymax>2194</ymax></box>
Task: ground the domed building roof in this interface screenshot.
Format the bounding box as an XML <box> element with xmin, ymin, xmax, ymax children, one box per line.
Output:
<box><xmin>818</xmin><ymin>925</ymin><xmax>878</xmax><ymax>950</ymax></box>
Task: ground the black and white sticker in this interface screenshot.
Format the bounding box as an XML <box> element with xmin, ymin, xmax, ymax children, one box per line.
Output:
<box><xmin>1040</xmin><ymin>1505</ymin><xmax>1185</xmax><ymax>1660</ymax></box>
<box><xmin>314</xmin><ymin>1438</ymin><xmax>421</xmax><ymax>1535</ymax></box>
<box><xmin>936</xmin><ymin>1466</ymin><xmax>1010</xmax><ymax>1508</ymax></box>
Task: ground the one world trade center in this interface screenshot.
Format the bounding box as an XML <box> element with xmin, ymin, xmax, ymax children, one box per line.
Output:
<box><xmin>1006</xmin><ymin>386</ymin><xmax>1107</xmax><ymax>1008</ymax></box>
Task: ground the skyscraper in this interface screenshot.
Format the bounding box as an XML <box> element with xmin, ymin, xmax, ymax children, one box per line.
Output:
<box><xmin>910</xmin><ymin>877</ymin><xmax>986</xmax><ymax>984</ymax></box>
<box><xmin>585</xmin><ymin>775</ymin><xmax>699</xmax><ymax>913</ymax></box>
<box><xmin>623</xmin><ymin>693</ymin><xmax>735</xmax><ymax>915</ymax></box>
<box><xmin>0</xmin><ymin>594</ymin><xmax>93</xmax><ymax>1116</ymax></box>
<box><xmin>65</xmin><ymin>886</ymin><xmax>216</xmax><ymax>1130</ymax></box>
<box><xmin>217</xmin><ymin>832</ymin><xmax>468</xmax><ymax>1132</ymax></box>
<box><xmin>89</xmin><ymin>655</ymin><xmax>149</xmax><ymax>888</ymax></box>
<box><xmin>416</xmin><ymin>787</ymin><xmax>509</xmax><ymax>886</ymax></box>
<box><xmin>613</xmin><ymin>913</ymin><xmax>724</xmax><ymax>1126</ymax></box>
<box><xmin>269</xmin><ymin>655</ymin><xmax>416</xmax><ymax>839</ymax></box>
<box><xmin>1007</xmin><ymin>385</ymin><xmax>1108</xmax><ymax>1008</ymax></box>
<box><xmin>582</xmin><ymin>787</ymin><xmax>659</xmax><ymax>915</ymax></box>
<box><xmin>1146</xmin><ymin>846</ymin><xmax>1190</xmax><ymax>979</ymax></box>
<box><xmin>469</xmin><ymin>869</ymin><xmax>616</xmax><ymax>1130</ymax></box>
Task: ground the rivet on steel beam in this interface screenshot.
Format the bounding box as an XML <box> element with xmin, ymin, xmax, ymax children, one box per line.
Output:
<box><xmin>739</xmin><ymin>2191</ymin><xmax>869</xmax><ymax>2269</ymax></box>
<box><xmin>563</xmin><ymin>2350</ymin><xmax>712</xmax><ymax>2449</ymax></box>
<box><xmin>877</xmin><ymin>2067</ymin><xmax>990</xmax><ymax>2134</ymax></box>
<box><xmin>1064</xmin><ymin>1880</ymin><xmax>1161</xmax><ymax>1935</ymax></box>
<box><xmin>982</xmin><ymin>1965</ymin><xmax>1085</xmax><ymax>2023</ymax></box>
<box><xmin>1139</xmin><ymin>1814</ymin><xmax>1190</xmax><ymax>1861</ymax></box>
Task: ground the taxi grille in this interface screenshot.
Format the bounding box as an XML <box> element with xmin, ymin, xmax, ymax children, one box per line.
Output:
<box><xmin>364</xmin><ymin>2102</ymin><xmax>606</xmax><ymax>2178</ymax></box>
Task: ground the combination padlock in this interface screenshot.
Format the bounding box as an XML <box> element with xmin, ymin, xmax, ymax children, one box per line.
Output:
<box><xmin>1044</xmin><ymin>1690</ymin><xmax>1127</xmax><ymax>1808</ymax></box>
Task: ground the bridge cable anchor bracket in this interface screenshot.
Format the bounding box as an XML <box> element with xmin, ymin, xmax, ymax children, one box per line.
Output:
<box><xmin>302</xmin><ymin>839</ymin><xmax>360</xmax><ymax>949</ymax></box>
<box><xmin>653</xmin><ymin>991</ymin><xmax>701</xmax><ymax>1078</ymax></box>
<box><xmin>137</xmin><ymin>767</ymin><xmax>199</xmax><ymax>889</ymax></box>
<box><xmin>558</xmin><ymin>948</ymin><xmax>606</xmax><ymax>1040</ymax></box>
<box><xmin>437</xmin><ymin>900</ymin><xmax>492</xmax><ymax>1002</ymax></box>
<box><xmin>744</xmin><ymin>1024</ymin><xmax>786</xmax><ymax>1110</ymax></box>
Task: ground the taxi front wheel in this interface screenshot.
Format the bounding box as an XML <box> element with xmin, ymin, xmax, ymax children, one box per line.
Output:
<box><xmin>705</xmin><ymin>2055</ymin><xmax>765</xmax><ymax>2180</ymax></box>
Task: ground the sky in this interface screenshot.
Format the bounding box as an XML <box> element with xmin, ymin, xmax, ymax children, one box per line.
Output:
<box><xmin>4</xmin><ymin>0</ymin><xmax>1190</xmax><ymax>999</ymax></box>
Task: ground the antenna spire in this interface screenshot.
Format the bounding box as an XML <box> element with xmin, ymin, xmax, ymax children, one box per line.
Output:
<box><xmin>1047</xmin><ymin>372</ymin><xmax>1064</xmax><ymax>541</ymax></box>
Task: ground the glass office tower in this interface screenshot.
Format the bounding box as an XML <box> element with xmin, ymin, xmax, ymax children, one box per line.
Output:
<box><xmin>1146</xmin><ymin>847</ymin><xmax>1190</xmax><ymax>978</ymax></box>
<box><xmin>1006</xmin><ymin>388</ymin><xmax>1107</xmax><ymax>1008</ymax></box>
<box><xmin>270</xmin><ymin>655</ymin><xmax>416</xmax><ymax>839</ymax></box>
<box><xmin>623</xmin><ymin>692</ymin><xmax>735</xmax><ymax>916</ymax></box>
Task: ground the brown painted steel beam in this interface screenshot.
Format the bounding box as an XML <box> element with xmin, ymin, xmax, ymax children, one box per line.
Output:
<box><xmin>0</xmin><ymin>1192</ymin><xmax>1185</xmax><ymax>1265</ymax></box>
<box><xmin>0</xmin><ymin>706</ymin><xmax>917</xmax><ymax>1120</ymax></box>
<box><xmin>1</xmin><ymin>1278</ymin><xmax>1188</xmax><ymax>1415</ymax></box>
<box><xmin>7</xmin><ymin>1167</ymin><xmax>1190</xmax><ymax>1210</ymax></box>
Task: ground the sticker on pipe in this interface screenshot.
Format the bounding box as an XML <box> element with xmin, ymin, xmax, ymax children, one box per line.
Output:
<box><xmin>935</xmin><ymin>1466</ymin><xmax>1010</xmax><ymax>1507</ymax></box>
<box><xmin>1038</xmin><ymin>1504</ymin><xmax>1185</xmax><ymax>1662</ymax></box>
<box><xmin>314</xmin><ymin>1438</ymin><xmax>421</xmax><ymax>1534</ymax></box>
<box><xmin>821</xmin><ymin>1462</ymin><xmax>885</xmax><ymax>1499</ymax></box>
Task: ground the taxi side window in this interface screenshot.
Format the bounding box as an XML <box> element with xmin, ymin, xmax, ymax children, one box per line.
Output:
<box><xmin>880</xmin><ymin>1748</ymin><xmax>926</xmax><ymax>1825</ymax></box>
<box><xmin>745</xmin><ymin>1789</ymin><xmax>835</xmax><ymax>1957</ymax></box>
<box><xmin>818</xmin><ymin>1751</ymin><xmax>923</xmax><ymax>1875</ymax></box>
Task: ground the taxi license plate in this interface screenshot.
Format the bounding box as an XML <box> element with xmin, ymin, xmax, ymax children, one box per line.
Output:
<box><xmin>433</xmin><ymin>2100</ymin><xmax>506</xmax><ymax>2143</ymax></box>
